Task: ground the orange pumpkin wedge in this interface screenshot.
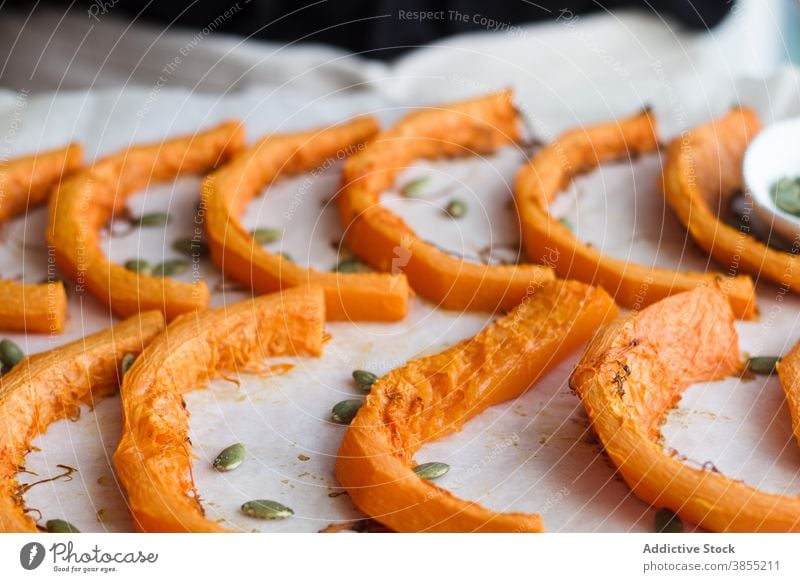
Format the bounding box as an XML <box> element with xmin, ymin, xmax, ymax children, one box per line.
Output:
<box><xmin>335</xmin><ymin>279</ymin><xmax>618</xmax><ymax>532</ymax></box>
<box><xmin>48</xmin><ymin>122</ymin><xmax>244</xmax><ymax>321</ymax></box>
<box><xmin>515</xmin><ymin>109</ymin><xmax>756</xmax><ymax>319</ymax></box>
<box><xmin>202</xmin><ymin>116</ymin><xmax>409</xmax><ymax>321</ymax></box>
<box><xmin>572</xmin><ymin>284</ymin><xmax>800</xmax><ymax>532</ymax></box>
<box><xmin>662</xmin><ymin>109</ymin><xmax>797</xmax><ymax>299</ymax></box>
<box><xmin>0</xmin><ymin>144</ymin><xmax>82</xmax><ymax>333</ymax></box>
<box><xmin>0</xmin><ymin>311</ymin><xmax>165</xmax><ymax>532</ymax></box>
<box><xmin>777</xmin><ymin>344</ymin><xmax>800</xmax><ymax>447</ymax></box>
<box><xmin>114</xmin><ymin>286</ymin><xmax>326</xmax><ymax>532</ymax></box>
<box><xmin>339</xmin><ymin>91</ymin><xmax>554</xmax><ymax>312</ymax></box>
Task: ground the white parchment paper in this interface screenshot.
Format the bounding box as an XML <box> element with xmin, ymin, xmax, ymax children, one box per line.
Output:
<box><xmin>5</xmin><ymin>65</ymin><xmax>800</xmax><ymax>532</ymax></box>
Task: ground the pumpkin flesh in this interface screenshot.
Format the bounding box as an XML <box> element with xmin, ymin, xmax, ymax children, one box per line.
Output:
<box><xmin>335</xmin><ymin>279</ymin><xmax>618</xmax><ymax>532</ymax></box>
<box><xmin>662</xmin><ymin>109</ymin><xmax>796</xmax><ymax>297</ymax></box>
<box><xmin>48</xmin><ymin>122</ymin><xmax>244</xmax><ymax>321</ymax></box>
<box><xmin>0</xmin><ymin>311</ymin><xmax>165</xmax><ymax>532</ymax></box>
<box><xmin>0</xmin><ymin>144</ymin><xmax>82</xmax><ymax>332</ymax></box>
<box><xmin>515</xmin><ymin>109</ymin><xmax>756</xmax><ymax>319</ymax></box>
<box><xmin>339</xmin><ymin>91</ymin><xmax>554</xmax><ymax>312</ymax></box>
<box><xmin>777</xmin><ymin>342</ymin><xmax>800</xmax><ymax>447</ymax></box>
<box><xmin>114</xmin><ymin>287</ymin><xmax>326</xmax><ymax>532</ymax></box>
<box><xmin>202</xmin><ymin>117</ymin><xmax>410</xmax><ymax>321</ymax></box>
<box><xmin>572</xmin><ymin>284</ymin><xmax>800</xmax><ymax>532</ymax></box>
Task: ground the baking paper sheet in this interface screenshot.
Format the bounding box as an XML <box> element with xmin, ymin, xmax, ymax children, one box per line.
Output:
<box><xmin>5</xmin><ymin>67</ymin><xmax>800</xmax><ymax>532</ymax></box>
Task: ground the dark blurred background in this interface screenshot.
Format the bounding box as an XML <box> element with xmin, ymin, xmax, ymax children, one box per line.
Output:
<box><xmin>6</xmin><ymin>0</ymin><xmax>735</xmax><ymax>59</ymax></box>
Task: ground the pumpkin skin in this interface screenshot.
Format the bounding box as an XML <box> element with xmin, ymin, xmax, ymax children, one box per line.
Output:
<box><xmin>114</xmin><ymin>287</ymin><xmax>326</xmax><ymax>532</ymax></box>
<box><xmin>0</xmin><ymin>311</ymin><xmax>165</xmax><ymax>532</ymax></box>
<box><xmin>335</xmin><ymin>279</ymin><xmax>618</xmax><ymax>532</ymax></box>
<box><xmin>338</xmin><ymin>91</ymin><xmax>554</xmax><ymax>313</ymax></box>
<box><xmin>515</xmin><ymin>109</ymin><xmax>757</xmax><ymax>319</ymax></box>
<box><xmin>777</xmin><ymin>343</ymin><xmax>800</xmax><ymax>447</ymax></box>
<box><xmin>0</xmin><ymin>144</ymin><xmax>83</xmax><ymax>333</ymax></box>
<box><xmin>48</xmin><ymin>122</ymin><xmax>244</xmax><ymax>321</ymax></box>
<box><xmin>202</xmin><ymin>116</ymin><xmax>410</xmax><ymax>321</ymax></box>
<box><xmin>662</xmin><ymin>109</ymin><xmax>794</xmax><ymax>301</ymax></box>
<box><xmin>572</xmin><ymin>284</ymin><xmax>800</xmax><ymax>532</ymax></box>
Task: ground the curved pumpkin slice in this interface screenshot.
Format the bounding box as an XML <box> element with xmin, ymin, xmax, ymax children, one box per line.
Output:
<box><xmin>335</xmin><ymin>279</ymin><xmax>617</xmax><ymax>532</ymax></box>
<box><xmin>572</xmin><ymin>284</ymin><xmax>800</xmax><ymax>532</ymax></box>
<box><xmin>0</xmin><ymin>144</ymin><xmax>82</xmax><ymax>332</ymax></box>
<box><xmin>339</xmin><ymin>91</ymin><xmax>554</xmax><ymax>312</ymax></box>
<box><xmin>48</xmin><ymin>122</ymin><xmax>244</xmax><ymax>321</ymax></box>
<box><xmin>202</xmin><ymin>117</ymin><xmax>409</xmax><ymax>321</ymax></box>
<box><xmin>663</xmin><ymin>109</ymin><xmax>800</xmax><ymax>298</ymax></box>
<box><xmin>515</xmin><ymin>109</ymin><xmax>756</xmax><ymax>319</ymax></box>
<box><xmin>0</xmin><ymin>311</ymin><xmax>165</xmax><ymax>532</ymax></box>
<box><xmin>114</xmin><ymin>286</ymin><xmax>326</xmax><ymax>532</ymax></box>
<box><xmin>776</xmin><ymin>343</ymin><xmax>800</xmax><ymax>447</ymax></box>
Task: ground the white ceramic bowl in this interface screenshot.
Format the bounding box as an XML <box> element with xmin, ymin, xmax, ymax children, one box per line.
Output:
<box><xmin>744</xmin><ymin>116</ymin><xmax>800</xmax><ymax>243</ymax></box>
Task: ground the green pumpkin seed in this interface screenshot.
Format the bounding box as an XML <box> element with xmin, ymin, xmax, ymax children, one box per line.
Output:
<box><xmin>124</xmin><ymin>259</ymin><xmax>153</xmax><ymax>276</ymax></box>
<box><xmin>746</xmin><ymin>356</ymin><xmax>780</xmax><ymax>375</ymax></box>
<box><xmin>352</xmin><ymin>369</ymin><xmax>378</xmax><ymax>392</ymax></box>
<box><xmin>241</xmin><ymin>499</ymin><xmax>294</xmax><ymax>520</ymax></box>
<box><xmin>152</xmin><ymin>259</ymin><xmax>189</xmax><ymax>278</ymax></box>
<box><xmin>558</xmin><ymin>217</ymin><xmax>574</xmax><ymax>231</ymax></box>
<box><xmin>172</xmin><ymin>238</ymin><xmax>209</xmax><ymax>257</ymax></box>
<box><xmin>251</xmin><ymin>228</ymin><xmax>282</xmax><ymax>245</ymax></box>
<box><xmin>654</xmin><ymin>508</ymin><xmax>683</xmax><ymax>533</ymax></box>
<box><xmin>279</xmin><ymin>252</ymin><xmax>294</xmax><ymax>263</ymax></box>
<box><xmin>119</xmin><ymin>352</ymin><xmax>136</xmax><ymax>376</ymax></box>
<box><xmin>412</xmin><ymin>462</ymin><xmax>450</xmax><ymax>480</ymax></box>
<box><xmin>46</xmin><ymin>519</ymin><xmax>80</xmax><ymax>533</ymax></box>
<box><xmin>213</xmin><ymin>443</ymin><xmax>246</xmax><ymax>472</ymax></box>
<box><xmin>334</xmin><ymin>257</ymin><xmax>365</xmax><ymax>273</ymax></box>
<box><xmin>331</xmin><ymin>399</ymin><xmax>363</xmax><ymax>424</ymax></box>
<box><xmin>400</xmin><ymin>177</ymin><xmax>429</xmax><ymax>197</ymax></box>
<box><xmin>0</xmin><ymin>339</ymin><xmax>24</xmax><ymax>369</ymax></box>
<box><xmin>445</xmin><ymin>199</ymin><xmax>467</xmax><ymax>219</ymax></box>
<box><xmin>136</xmin><ymin>212</ymin><xmax>171</xmax><ymax>227</ymax></box>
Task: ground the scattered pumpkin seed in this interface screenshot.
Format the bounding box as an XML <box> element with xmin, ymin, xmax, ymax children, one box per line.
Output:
<box><xmin>124</xmin><ymin>259</ymin><xmax>153</xmax><ymax>276</ymax></box>
<box><xmin>136</xmin><ymin>212</ymin><xmax>171</xmax><ymax>227</ymax></box>
<box><xmin>352</xmin><ymin>369</ymin><xmax>378</xmax><ymax>392</ymax></box>
<box><xmin>331</xmin><ymin>399</ymin><xmax>363</xmax><ymax>424</ymax></box>
<box><xmin>654</xmin><ymin>508</ymin><xmax>683</xmax><ymax>533</ymax></box>
<box><xmin>172</xmin><ymin>238</ymin><xmax>209</xmax><ymax>257</ymax></box>
<box><xmin>412</xmin><ymin>462</ymin><xmax>450</xmax><ymax>480</ymax></box>
<box><xmin>0</xmin><ymin>339</ymin><xmax>24</xmax><ymax>369</ymax></box>
<box><xmin>558</xmin><ymin>217</ymin><xmax>574</xmax><ymax>231</ymax></box>
<box><xmin>445</xmin><ymin>199</ymin><xmax>467</xmax><ymax>218</ymax></box>
<box><xmin>213</xmin><ymin>443</ymin><xmax>246</xmax><ymax>472</ymax></box>
<box><xmin>400</xmin><ymin>177</ymin><xmax>429</xmax><ymax>197</ymax></box>
<box><xmin>152</xmin><ymin>259</ymin><xmax>189</xmax><ymax>278</ymax></box>
<box><xmin>240</xmin><ymin>499</ymin><xmax>294</xmax><ymax>520</ymax></box>
<box><xmin>746</xmin><ymin>356</ymin><xmax>780</xmax><ymax>375</ymax></box>
<box><xmin>297</xmin><ymin>454</ymin><xmax>310</xmax><ymax>462</ymax></box>
<box><xmin>334</xmin><ymin>257</ymin><xmax>365</xmax><ymax>273</ymax></box>
<box><xmin>251</xmin><ymin>228</ymin><xmax>282</xmax><ymax>245</ymax></box>
<box><xmin>119</xmin><ymin>352</ymin><xmax>136</xmax><ymax>376</ymax></box>
<box><xmin>46</xmin><ymin>519</ymin><xmax>80</xmax><ymax>533</ymax></box>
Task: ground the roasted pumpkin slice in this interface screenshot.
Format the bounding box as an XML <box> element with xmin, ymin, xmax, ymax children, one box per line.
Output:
<box><xmin>335</xmin><ymin>279</ymin><xmax>618</xmax><ymax>532</ymax></box>
<box><xmin>0</xmin><ymin>144</ymin><xmax>83</xmax><ymax>332</ymax></box>
<box><xmin>0</xmin><ymin>311</ymin><xmax>165</xmax><ymax>532</ymax></box>
<box><xmin>48</xmin><ymin>122</ymin><xmax>244</xmax><ymax>321</ymax></box>
<box><xmin>339</xmin><ymin>91</ymin><xmax>554</xmax><ymax>312</ymax></box>
<box><xmin>572</xmin><ymin>284</ymin><xmax>800</xmax><ymax>532</ymax></box>
<box><xmin>515</xmin><ymin>109</ymin><xmax>756</xmax><ymax>319</ymax></box>
<box><xmin>662</xmin><ymin>109</ymin><xmax>796</xmax><ymax>300</ymax></box>
<box><xmin>777</xmin><ymin>343</ymin><xmax>800</xmax><ymax>447</ymax></box>
<box><xmin>114</xmin><ymin>286</ymin><xmax>326</xmax><ymax>532</ymax></box>
<box><xmin>202</xmin><ymin>116</ymin><xmax>409</xmax><ymax>321</ymax></box>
